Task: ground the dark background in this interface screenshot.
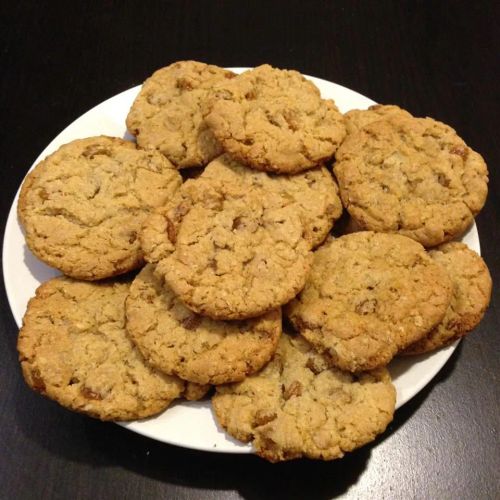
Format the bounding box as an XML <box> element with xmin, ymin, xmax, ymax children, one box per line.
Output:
<box><xmin>1</xmin><ymin>1</ymin><xmax>499</xmax><ymax>498</ymax></box>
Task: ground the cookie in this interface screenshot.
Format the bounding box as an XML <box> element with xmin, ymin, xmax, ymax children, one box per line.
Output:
<box><xmin>126</xmin><ymin>61</ymin><xmax>235</xmax><ymax>168</ymax></box>
<box><xmin>18</xmin><ymin>136</ymin><xmax>182</xmax><ymax>280</ymax></box>
<box><xmin>141</xmin><ymin>176</ymin><xmax>313</xmax><ymax>320</ymax></box>
<box><xmin>344</xmin><ymin>104</ymin><xmax>412</xmax><ymax>135</ymax></box>
<box><xmin>285</xmin><ymin>232</ymin><xmax>452</xmax><ymax>372</ymax></box>
<box><xmin>212</xmin><ymin>332</ymin><xmax>396</xmax><ymax>462</ymax></box>
<box><xmin>17</xmin><ymin>276</ymin><xmax>196</xmax><ymax>421</ymax></box>
<box><xmin>404</xmin><ymin>242</ymin><xmax>492</xmax><ymax>354</ymax></box>
<box><xmin>199</xmin><ymin>154</ymin><xmax>343</xmax><ymax>248</ymax></box>
<box><xmin>203</xmin><ymin>64</ymin><xmax>346</xmax><ymax>174</ymax></box>
<box><xmin>334</xmin><ymin>115</ymin><xmax>488</xmax><ymax>247</ymax></box>
<box><xmin>125</xmin><ymin>264</ymin><xmax>282</xmax><ymax>385</ymax></box>
<box><xmin>184</xmin><ymin>382</ymin><xmax>211</xmax><ymax>401</ymax></box>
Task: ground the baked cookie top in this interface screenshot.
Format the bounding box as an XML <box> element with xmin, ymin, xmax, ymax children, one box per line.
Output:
<box><xmin>404</xmin><ymin>242</ymin><xmax>492</xmax><ymax>354</ymax></box>
<box><xmin>203</xmin><ymin>64</ymin><xmax>346</xmax><ymax>174</ymax></box>
<box><xmin>126</xmin><ymin>61</ymin><xmax>235</xmax><ymax>168</ymax></box>
<box><xmin>126</xmin><ymin>264</ymin><xmax>282</xmax><ymax>385</ymax></box>
<box><xmin>212</xmin><ymin>333</ymin><xmax>396</xmax><ymax>462</ymax></box>
<box><xmin>18</xmin><ymin>136</ymin><xmax>182</xmax><ymax>280</ymax></box>
<box><xmin>334</xmin><ymin>115</ymin><xmax>488</xmax><ymax>247</ymax></box>
<box><xmin>199</xmin><ymin>154</ymin><xmax>342</xmax><ymax>248</ymax></box>
<box><xmin>141</xmin><ymin>176</ymin><xmax>313</xmax><ymax>320</ymax></box>
<box><xmin>285</xmin><ymin>232</ymin><xmax>452</xmax><ymax>372</ymax></box>
<box><xmin>344</xmin><ymin>104</ymin><xmax>412</xmax><ymax>135</ymax></box>
<box><xmin>17</xmin><ymin>276</ymin><xmax>189</xmax><ymax>421</ymax></box>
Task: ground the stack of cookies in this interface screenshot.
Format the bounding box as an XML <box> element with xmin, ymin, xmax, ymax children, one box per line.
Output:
<box><xmin>16</xmin><ymin>61</ymin><xmax>492</xmax><ymax>463</ymax></box>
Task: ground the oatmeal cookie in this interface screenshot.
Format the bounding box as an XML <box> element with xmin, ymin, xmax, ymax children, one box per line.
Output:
<box><xmin>404</xmin><ymin>242</ymin><xmax>492</xmax><ymax>354</ymax></box>
<box><xmin>126</xmin><ymin>61</ymin><xmax>235</xmax><ymax>168</ymax></box>
<box><xmin>334</xmin><ymin>115</ymin><xmax>488</xmax><ymax>247</ymax></box>
<box><xmin>203</xmin><ymin>64</ymin><xmax>346</xmax><ymax>174</ymax></box>
<box><xmin>141</xmin><ymin>176</ymin><xmax>313</xmax><ymax>319</ymax></box>
<box><xmin>285</xmin><ymin>232</ymin><xmax>452</xmax><ymax>371</ymax></box>
<box><xmin>212</xmin><ymin>332</ymin><xmax>396</xmax><ymax>462</ymax></box>
<box><xmin>18</xmin><ymin>136</ymin><xmax>182</xmax><ymax>280</ymax></box>
<box><xmin>126</xmin><ymin>264</ymin><xmax>281</xmax><ymax>385</ymax></box>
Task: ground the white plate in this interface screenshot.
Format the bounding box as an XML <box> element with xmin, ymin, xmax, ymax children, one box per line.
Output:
<box><xmin>2</xmin><ymin>69</ymin><xmax>480</xmax><ymax>454</ymax></box>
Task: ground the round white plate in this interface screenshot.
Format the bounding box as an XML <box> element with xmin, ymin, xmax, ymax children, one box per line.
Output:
<box><xmin>2</xmin><ymin>69</ymin><xmax>480</xmax><ymax>453</ymax></box>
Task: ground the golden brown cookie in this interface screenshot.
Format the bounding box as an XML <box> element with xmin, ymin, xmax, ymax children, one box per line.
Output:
<box><xmin>212</xmin><ymin>332</ymin><xmax>396</xmax><ymax>462</ymax></box>
<box><xmin>334</xmin><ymin>115</ymin><xmax>488</xmax><ymax>247</ymax></box>
<box><xmin>184</xmin><ymin>382</ymin><xmax>211</xmax><ymax>401</ymax></box>
<box><xmin>125</xmin><ymin>264</ymin><xmax>282</xmax><ymax>385</ymax></box>
<box><xmin>344</xmin><ymin>104</ymin><xmax>412</xmax><ymax>135</ymax></box>
<box><xmin>199</xmin><ymin>154</ymin><xmax>342</xmax><ymax>248</ymax></box>
<box><xmin>404</xmin><ymin>242</ymin><xmax>492</xmax><ymax>354</ymax></box>
<box><xmin>17</xmin><ymin>276</ymin><xmax>195</xmax><ymax>421</ymax></box>
<box><xmin>203</xmin><ymin>64</ymin><xmax>346</xmax><ymax>174</ymax></box>
<box><xmin>18</xmin><ymin>136</ymin><xmax>182</xmax><ymax>280</ymax></box>
<box><xmin>285</xmin><ymin>232</ymin><xmax>452</xmax><ymax>372</ymax></box>
<box><xmin>126</xmin><ymin>61</ymin><xmax>235</xmax><ymax>168</ymax></box>
<box><xmin>141</xmin><ymin>176</ymin><xmax>313</xmax><ymax>320</ymax></box>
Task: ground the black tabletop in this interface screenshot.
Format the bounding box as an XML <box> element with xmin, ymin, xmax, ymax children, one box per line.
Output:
<box><xmin>1</xmin><ymin>2</ymin><xmax>499</xmax><ymax>499</ymax></box>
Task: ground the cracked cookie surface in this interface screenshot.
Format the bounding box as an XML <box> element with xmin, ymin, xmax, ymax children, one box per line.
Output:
<box><xmin>199</xmin><ymin>154</ymin><xmax>342</xmax><ymax>248</ymax></box>
<box><xmin>17</xmin><ymin>276</ymin><xmax>193</xmax><ymax>421</ymax></box>
<box><xmin>18</xmin><ymin>136</ymin><xmax>182</xmax><ymax>280</ymax></box>
<box><xmin>126</xmin><ymin>61</ymin><xmax>235</xmax><ymax>168</ymax></box>
<box><xmin>126</xmin><ymin>265</ymin><xmax>281</xmax><ymax>384</ymax></box>
<box><xmin>203</xmin><ymin>64</ymin><xmax>346</xmax><ymax>174</ymax></box>
<box><xmin>212</xmin><ymin>332</ymin><xmax>396</xmax><ymax>462</ymax></box>
<box><xmin>285</xmin><ymin>232</ymin><xmax>452</xmax><ymax>372</ymax></box>
<box><xmin>404</xmin><ymin>242</ymin><xmax>492</xmax><ymax>354</ymax></box>
<box><xmin>344</xmin><ymin>104</ymin><xmax>412</xmax><ymax>135</ymax></box>
<box><xmin>334</xmin><ymin>115</ymin><xmax>488</xmax><ymax>247</ymax></box>
<box><xmin>141</xmin><ymin>176</ymin><xmax>313</xmax><ymax>319</ymax></box>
